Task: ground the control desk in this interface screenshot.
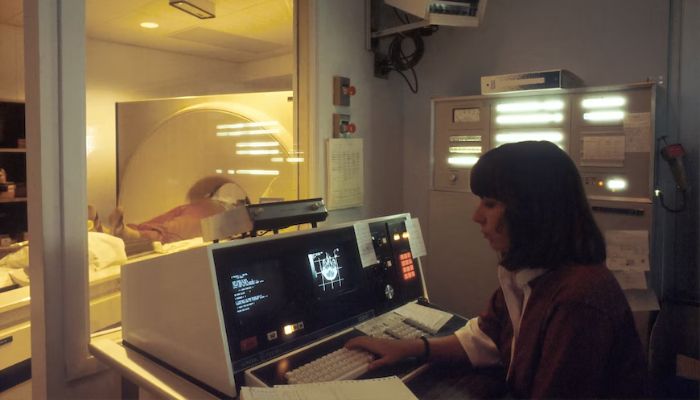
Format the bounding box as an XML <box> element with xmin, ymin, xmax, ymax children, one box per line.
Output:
<box><xmin>121</xmin><ymin>214</ymin><xmax>466</xmax><ymax>398</ymax></box>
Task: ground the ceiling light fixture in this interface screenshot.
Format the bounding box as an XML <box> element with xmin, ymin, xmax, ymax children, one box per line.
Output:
<box><xmin>169</xmin><ymin>0</ymin><xmax>215</xmax><ymax>19</ymax></box>
<box><xmin>140</xmin><ymin>22</ymin><xmax>160</xmax><ymax>29</ymax></box>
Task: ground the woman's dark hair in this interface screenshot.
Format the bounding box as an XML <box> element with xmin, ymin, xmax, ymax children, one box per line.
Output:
<box><xmin>470</xmin><ymin>141</ymin><xmax>606</xmax><ymax>270</ymax></box>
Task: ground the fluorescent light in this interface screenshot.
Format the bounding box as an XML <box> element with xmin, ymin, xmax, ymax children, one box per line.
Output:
<box><xmin>496</xmin><ymin>100</ymin><xmax>564</xmax><ymax>113</ymax></box>
<box><xmin>236</xmin><ymin>141</ymin><xmax>279</xmax><ymax>148</ymax></box>
<box><xmin>140</xmin><ymin>22</ymin><xmax>159</xmax><ymax>29</ymax></box>
<box><xmin>583</xmin><ymin>111</ymin><xmax>625</xmax><ymax>122</ymax></box>
<box><xmin>447</xmin><ymin>156</ymin><xmax>479</xmax><ymax>167</ymax></box>
<box><xmin>236</xmin><ymin>149</ymin><xmax>280</xmax><ymax>155</ymax></box>
<box><xmin>286</xmin><ymin>157</ymin><xmax>305</xmax><ymax>163</ymax></box>
<box><xmin>495</xmin><ymin>113</ymin><xmax>564</xmax><ymax>125</ymax></box>
<box><xmin>449</xmin><ymin>146</ymin><xmax>482</xmax><ymax>154</ymax></box>
<box><xmin>215</xmin><ymin>169</ymin><xmax>223</xmax><ymax>174</ymax></box>
<box><xmin>236</xmin><ymin>170</ymin><xmax>280</xmax><ymax>176</ymax></box>
<box><xmin>169</xmin><ymin>0</ymin><xmax>215</xmax><ymax>19</ymax></box>
<box><xmin>495</xmin><ymin>131</ymin><xmax>564</xmax><ymax>143</ymax></box>
<box><xmin>227</xmin><ymin>169</ymin><xmax>236</xmax><ymax>175</ymax></box>
<box><xmin>606</xmin><ymin>178</ymin><xmax>628</xmax><ymax>191</ymax></box>
<box><xmin>581</xmin><ymin>96</ymin><xmax>626</xmax><ymax>109</ymax></box>
<box><xmin>271</xmin><ymin>157</ymin><xmax>284</xmax><ymax>162</ymax></box>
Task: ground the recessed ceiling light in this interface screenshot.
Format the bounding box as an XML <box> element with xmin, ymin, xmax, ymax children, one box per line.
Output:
<box><xmin>140</xmin><ymin>22</ymin><xmax>159</xmax><ymax>29</ymax></box>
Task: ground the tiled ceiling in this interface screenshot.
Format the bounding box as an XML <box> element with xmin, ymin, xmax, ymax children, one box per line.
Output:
<box><xmin>0</xmin><ymin>0</ymin><xmax>293</xmax><ymax>63</ymax></box>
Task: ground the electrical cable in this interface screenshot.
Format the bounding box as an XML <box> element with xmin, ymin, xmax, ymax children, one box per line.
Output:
<box><xmin>375</xmin><ymin>7</ymin><xmax>440</xmax><ymax>94</ymax></box>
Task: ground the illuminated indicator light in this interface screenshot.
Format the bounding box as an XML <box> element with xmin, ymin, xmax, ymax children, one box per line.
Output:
<box><xmin>606</xmin><ymin>178</ymin><xmax>628</xmax><ymax>191</ymax></box>
<box><xmin>271</xmin><ymin>157</ymin><xmax>284</xmax><ymax>162</ymax></box>
<box><xmin>402</xmin><ymin>232</ymin><xmax>409</xmax><ymax>239</ymax></box>
<box><xmin>140</xmin><ymin>22</ymin><xmax>159</xmax><ymax>29</ymax></box>
<box><xmin>217</xmin><ymin>121</ymin><xmax>280</xmax><ymax>130</ymax></box>
<box><xmin>215</xmin><ymin>169</ymin><xmax>223</xmax><ymax>174</ymax></box>
<box><xmin>283</xmin><ymin>325</ymin><xmax>294</xmax><ymax>335</ymax></box>
<box><xmin>227</xmin><ymin>169</ymin><xmax>236</xmax><ymax>175</ymax></box>
<box><xmin>581</xmin><ymin>97</ymin><xmax>626</xmax><ymax>109</ymax></box>
<box><xmin>236</xmin><ymin>149</ymin><xmax>280</xmax><ymax>155</ymax></box>
<box><xmin>583</xmin><ymin>111</ymin><xmax>625</xmax><ymax>122</ymax></box>
<box><xmin>495</xmin><ymin>113</ymin><xmax>564</xmax><ymax>125</ymax></box>
<box><xmin>286</xmin><ymin>157</ymin><xmax>305</xmax><ymax>163</ymax></box>
<box><xmin>393</xmin><ymin>233</ymin><xmax>401</xmax><ymax>241</ymax></box>
<box><xmin>597</xmin><ymin>180</ymin><xmax>605</xmax><ymax>187</ymax></box>
<box><xmin>236</xmin><ymin>141</ymin><xmax>279</xmax><ymax>148</ymax></box>
<box><xmin>495</xmin><ymin>132</ymin><xmax>564</xmax><ymax>144</ymax></box>
<box><xmin>496</xmin><ymin>100</ymin><xmax>564</xmax><ymax>113</ymax></box>
<box><xmin>448</xmin><ymin>146</ymin><xmax>482</xmax><ymax>154</ymax></box>
<box><xmin>450</xmin><ymin>135</ymin><xmax>481</xmax><ymax>142</ymax></box>
<box><xmin>236</xmin><ymin>170</ymin><xmax>280</xmax><ymax>176</ymax></box>
<box><xmin>447</xmin><ymin>156</ymin><xmax>479</xmax><ymax>167</ymax></box>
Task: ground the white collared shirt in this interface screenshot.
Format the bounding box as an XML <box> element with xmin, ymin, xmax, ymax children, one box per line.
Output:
<box><xmin>454</xmin><ymin>265</ymin><xmax>547</xmax><ymax>370</ymax></box>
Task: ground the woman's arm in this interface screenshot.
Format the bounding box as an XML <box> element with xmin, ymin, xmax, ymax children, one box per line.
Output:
<box><xmin>345</xmin><ymin>334</ymin><xmax>470</xmax><ymax>371</ymax></box>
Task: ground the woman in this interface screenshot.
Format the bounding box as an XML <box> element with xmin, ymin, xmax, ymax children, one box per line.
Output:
<box><xmin>346</xmin><ymin>141</ymin><xmax>648</xmax><ymax>398</ymax></box>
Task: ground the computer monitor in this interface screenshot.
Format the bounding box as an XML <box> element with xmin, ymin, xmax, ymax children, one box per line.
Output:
<box><xmin>212</xmin><ymin>226</ymin><xmax>372</xmax><ymax>372</ymax></box>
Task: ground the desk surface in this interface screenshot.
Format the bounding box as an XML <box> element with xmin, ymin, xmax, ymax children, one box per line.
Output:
<box><xmin>91</xmin><ymin>328</ymin><xmax>508</xmax><ymax>400</ymax></box>
<box><xmin>90</xmin><ymin>329</ymin><xmax>219</xmax><ymax>400</ymax></box>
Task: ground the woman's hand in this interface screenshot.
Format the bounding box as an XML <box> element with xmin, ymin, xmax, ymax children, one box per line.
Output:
<box><xmin>345</xmin><ymin>336</ymin><xmax>422</xmax><ymax>371</ymax></box>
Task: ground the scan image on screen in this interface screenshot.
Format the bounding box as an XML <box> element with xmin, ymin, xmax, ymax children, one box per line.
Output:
<box><xmin>308</xmin><ymin>248</ymin><xmax>346</xmax><ymax>295</ymax></box>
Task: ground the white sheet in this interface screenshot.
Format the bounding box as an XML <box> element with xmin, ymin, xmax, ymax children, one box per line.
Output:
<box><xmin>0</xmin><ymin>232</ymin><xmax>128</xmax><ymax>287</ymax></box>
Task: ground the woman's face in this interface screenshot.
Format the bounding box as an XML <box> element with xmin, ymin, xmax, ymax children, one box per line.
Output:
<box><xmin>472</xmin><ymin>197</ymin><xmax>510</xmax><ymax>253</ymax></box>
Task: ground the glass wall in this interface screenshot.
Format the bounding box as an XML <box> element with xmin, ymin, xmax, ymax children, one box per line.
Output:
<box><xmin>83</xmin><ymin>0</ymin><xmax>298</xmax><ymax>330</ymax></box>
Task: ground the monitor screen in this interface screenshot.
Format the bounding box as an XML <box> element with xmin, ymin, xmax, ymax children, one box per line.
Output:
<box><xmin>212</xmin><ymin>226</ymin><xmax>372</xmax><ymax>371</ymax></box>
<box><xmin>308</xmin><ymin>246</ymin><xmax>352</xmax><ymax>298</ymax></box>
<box><xmin>231</xmin><ymin>259</ymin><xmax>285</xmax><ymax>320</ymax></box>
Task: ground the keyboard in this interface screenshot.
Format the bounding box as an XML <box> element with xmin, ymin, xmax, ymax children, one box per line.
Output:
<box><xmin>284</xmin><ymin>347</ymin><xmax>374</xmax><ymax>384</ymax></box>
<box><xmin>384</xmin><ymin>321</ymin><xmax>427</xmax><ymax>339</ymax></box>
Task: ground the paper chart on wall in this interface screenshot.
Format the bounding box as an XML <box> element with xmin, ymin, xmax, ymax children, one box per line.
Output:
<box><xmin>580</xmin><ymin>135</ymin><xmax>625</xmax><ymax>167</ymax></box>
<box><xmin>624</xmin><ymin>112</ymin><xmax>651</xmax><ymax>152</ymax></box>
<box><xmin>624</xmin><ymin>289</ymin><xmax>660</xmax><ymax>312</ymax></box>
<box><xmin>326</xmin><ymin>138</ymin><xmax>363</xmax><ymax>210</ymax></box>
<box><xmin>612</xmin><ymin>270</ymin><xmax>648</xmax><ymax>290</ymax></box>
<box><xmin>605</xmin><ymin>230</ymin><xmax>650</xmax><ymax>271</ymax></box>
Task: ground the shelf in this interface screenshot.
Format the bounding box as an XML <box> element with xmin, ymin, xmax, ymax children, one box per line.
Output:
<box><xmin>0</xmin><ymin>197</ymin><xmax>27</xmax><ymax>204</ymax></box>
<box><xmin>0</xmin><ymin>148</ymin><xmax>27</xmax><ymax>153</ymax></box>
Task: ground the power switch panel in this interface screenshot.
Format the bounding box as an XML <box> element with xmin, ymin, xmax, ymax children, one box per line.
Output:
<box><xmin>333</xmin><ymin>76</ymin><xmax>355</xmax><ymax>106</ymax></box>
<box><xmin>333</xmin><ymin>113</ymin><xmax>356</xmax><ymax>138</ymax></box>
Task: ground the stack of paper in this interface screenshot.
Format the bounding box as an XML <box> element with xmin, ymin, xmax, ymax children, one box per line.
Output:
<box><xmin>239</xmin><ymin>376</ymin><xmax>418</xmax><ymax>400</ymax></box>
<box><xmin>394</xmin><ymin>302</ymin><xmax>452</xmax><ymax>335</ymax></box>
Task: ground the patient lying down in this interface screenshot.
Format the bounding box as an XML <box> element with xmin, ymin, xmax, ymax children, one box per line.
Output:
<box><xmin>95</xmin><ymin>182</ymin><xmax>249</xmax><ymax>244</ymax></box>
